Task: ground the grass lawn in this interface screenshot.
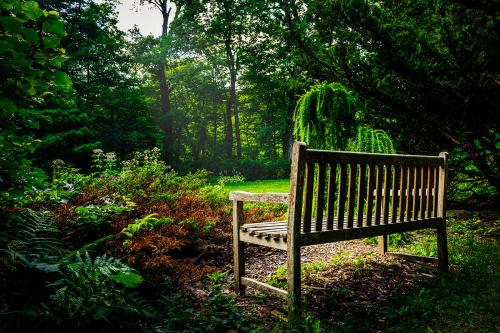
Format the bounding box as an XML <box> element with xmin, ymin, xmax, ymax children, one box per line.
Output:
<box><xmin>223</xmin><ymin>179</ymin><xmax>290</xmax><ymax>193</ymax></box>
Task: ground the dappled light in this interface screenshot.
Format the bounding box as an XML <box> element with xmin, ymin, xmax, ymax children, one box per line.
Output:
<box><xmin>0</xmin><ymin>0</ymin><xmax>498</xmax><ymax>332</ymax></box>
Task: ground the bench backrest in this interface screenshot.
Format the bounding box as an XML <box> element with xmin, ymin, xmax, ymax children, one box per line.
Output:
<box><xmin>287</xmin><ymin>142</ymin><xmax>448</xmax><ymax>236</ymax></box>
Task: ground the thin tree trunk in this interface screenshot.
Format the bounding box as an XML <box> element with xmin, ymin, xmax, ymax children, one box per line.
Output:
<box><xmin>213</xmin><ymin>112</ymin><xmax>217</xmax><ymax>150</ymax></box>
<box><xmin>159</xmin><ymin>1</ymin><xmax>173</xmax><ymax>164</ymax></box>
<box><xmin>230</xmin><ymin>68</ymin><xmax>242</xmax><ymax>159</ymax></box>
<box><xmin>225</xmin><ymin>94</ymin><xmax>233</xmax><ymax>157</ymax></box>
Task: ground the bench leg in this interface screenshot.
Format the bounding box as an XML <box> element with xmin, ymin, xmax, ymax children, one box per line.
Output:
<box><xmin>287</xmin><ymin>246</ymin><xmax>301</xmax><ymax>320</ymax></box>
<box><xmin>437</xmin><ymin>222</ymin><xmax>448</xmax><ymax>273</ymax></box>
<box><xmin>378</xmin><ymin>235</ymin><xmax>387</xmax><ymax>255</ymax></box>
<box><xmin>233</xmin><ymin>201</ymin><xmax>246</xmax><ymax>295</ymax></box>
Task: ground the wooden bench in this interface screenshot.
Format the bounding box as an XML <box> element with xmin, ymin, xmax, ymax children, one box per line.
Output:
<box><xmin>229</xmin><ymin>141</ymin><xmax>449</xmax><ymax>314</ymax></box>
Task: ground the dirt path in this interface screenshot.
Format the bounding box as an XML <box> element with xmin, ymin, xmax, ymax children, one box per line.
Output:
<box><xmin>244</xmin><ymin>239</ymin><xmax>379</xmax><ymax>278</ymax></box>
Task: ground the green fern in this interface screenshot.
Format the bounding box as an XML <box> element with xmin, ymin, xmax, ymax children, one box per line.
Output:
<box><xmin>44</xmin><ymin>252</ymin><xmax>153</xmax><ymax>326</ymax></box>
<box><xmin>0</xmin><ymin>209</ymin><xmax>63</xmax><ymax>272</ymax></box>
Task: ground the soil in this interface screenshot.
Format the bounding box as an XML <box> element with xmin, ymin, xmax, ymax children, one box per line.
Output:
<box><xmin>227</xmin><ymin>240</ymin><xmax>443</xmax><ymax>331</ymax></box>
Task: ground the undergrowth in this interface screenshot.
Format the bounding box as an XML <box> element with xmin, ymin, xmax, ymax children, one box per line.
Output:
<box><xmin>0</xmin><ymin>148</ymin><xmax>285</xmax><ymax>332</ymax></box>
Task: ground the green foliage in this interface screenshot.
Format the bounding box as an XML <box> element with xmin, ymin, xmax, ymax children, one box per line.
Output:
<box><xmin>43</xmin><ymin>252</ymin><xmax>150</xmax><ymax>328</ymax></box>
<box><xmin>23</xmin><ymin>159</ymin><xmax>90</xmax><ymax>204</ymax></box>
<box><xmin>109</xmin><ymin>147</ymin><xmax>210</xmax><ymax>202</ymax></box>
<box><xmin>293</xmin><ymin>0</ymin><xmax>499</xmax><ymax>194</ymax></box>
<box><xmin>216</xmin><ymin>175</ymin><xmax>246</xmax><ymax>187</ymax></box>
<box><xmin>294</xmin><ymin>82</ymin><xmax>357</xmax><ymax>150</ymax></box>
<box><xmin>121</xmin><ymin>213</ymin><xmax>173</xmax><ymax>242</ymax></box>
<box><xmin>347</xmin><ymin>126</ymin><xmax>396</xmax><ymax>154</ymax></box>
<box><xmin>153</xmin><ymin>274</ymin><xmax>263</xmax><ymax>333</ymax></box>
<box><xmin>0</xmin><ymin>208</ymin><xmax>152</xmax><ymax>332</ymax></box>
<box><xmin>0</xmin><ymin>209</ymin><xmax>62</xmax><ymax>272</ymax></box>
<box><xmin>73</xmin><ymin>202</ymin><xmax>134</xmax><ymax>227</ymax></box>
<box><xmin>293</xmin><ymin>82</ymin><xmax>396</xmax><ymax>156</ymax></box>
<box><xmin>0</xmin><ymin>0</ymin><xmax>71</xmax><ymax>193</ymax></box>
<box><xmin>384</xmin><ymin>225</ymin><xmax>499</xmax><ymax>331</ymax></box>
<box><xmin>91</xmin><ymin>149</ymin><xmax>119</xmax><ymax>177</ymax></box>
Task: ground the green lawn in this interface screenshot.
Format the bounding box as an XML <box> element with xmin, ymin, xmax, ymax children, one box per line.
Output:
<box><xmin>223</xmin><ymin>179</ymin><xmax>290</xmax><ymax>193</ymax></box>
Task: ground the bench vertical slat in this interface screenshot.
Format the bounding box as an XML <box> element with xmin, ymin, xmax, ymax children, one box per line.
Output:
<box><xmin>406</xmin><ymin>166</ymin><xmax>414</xmax><ymax>220</ymax></box>
<box><xmin>399</xmin><ymin>166</ymin><xmax>408</xmax><ymax>222</ymax></box>
<box><xmin>433</xmin><ymin>166</ymin><xmax>440</xmax><ymax>217</ymax></box>
<box><xmin>337</xmin><ymin>162</ymin><xmax>348</xmax><ymax>229</ymax></box>
<box><xmin>356</xmin><ymin>164</ymin><xmax>367</xmax><ymax>228</ymax></box>
<box><xmin>326</xmin><ymin>163</ymin><xmax>337</xmax><ymax>230</ymax></box>
<box><xmin>303</xmin><ymin>162</ymin><xmax>315</xmax><ymax>233</ymax></box>
<box><xmin>437</xmin><ymin>152</ymin><xmax>449</xmax><ymax>272</ymax></box>
<box><xmin>233</xmin><ymin>200</ymin><xmax>245</xmax><ymax>294</ymax></box>
<box><xmin>426</xmin><ymin>167</ymin><xmax>434</xmax><ymax>218</ymax></box>
<box><xmin>413</xmin><ymin>167</ymin><xmax>421</xmax><ymax>220</ymax></box>
<box><xmin>391</xmin><ymin>165</ymin><xmax>399</xmax><ymax>224</ymax></box>
<box><xmin>365</xmin><ymin>164</ymin><xmax>375</xmax><ymax>226</ymax></box>
<box><xmin>383</xmin><ymin>165</ymin><xmax>391</xmax><ymax>225</ymax></box>
<box><xmin>347</xmin><ymin>164</ymin><xmax>357</xmax><ymax>228</ymax></box>
<box><xmin>374</xmin><ymin>165</ymin><xmax>383</xmax><ymax>225</ymax></box>
<box><xmin>287</xmin><ymin>141</ymin><xmax>307</xmax><ymax>316</ymax></box>
<box><xmin>315</xmin><ymin>163</ymin><xmax>326</xmax><ymax>231</ymax></box>
<box><xmin>420</xmin><ymin>167</ymin><xmax>428</xmax><ymax>219</ymax></box>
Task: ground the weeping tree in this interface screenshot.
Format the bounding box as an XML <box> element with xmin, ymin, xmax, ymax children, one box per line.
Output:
<box><xmin>293</xmin><ymin>82</ymin><xmax>357</xmax><ymax>150</ymax></box>
<box><xmin>293</xmin><ymin>82</ymin><xmax>395</xmax><ymax>154</ymax></box>
<box><xmin>347</xmin><ymin>126</ymin><xmax>395</xmax><ymax>154</ymax></box>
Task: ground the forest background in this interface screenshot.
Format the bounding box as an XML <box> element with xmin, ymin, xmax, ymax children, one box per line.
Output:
<box><xmin>1</xmin><ymin>0</ymin><xmax>498</xmax><ymax>205</ymax></box>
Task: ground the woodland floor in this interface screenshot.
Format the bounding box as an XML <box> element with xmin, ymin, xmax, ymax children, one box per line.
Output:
<box><xmin>232</xmin><ymin>240</ymin><xmax>443</xmax><ymax>331</ymax></box>
<box><xmin>180</xmin><ymin>210</ymin><xmax>499</xmax><ymax>332</ymax></box>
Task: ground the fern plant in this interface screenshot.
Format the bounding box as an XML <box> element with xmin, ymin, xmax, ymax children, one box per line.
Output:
<box><xmin>43</xmin><ymin>252</ymin><xmax>153</xmax><ymax>328</ymax></box>
<box><xmin>0</xmin><ymin>209</ymin><xmax>63</xmax><ymax>272</ymax></box>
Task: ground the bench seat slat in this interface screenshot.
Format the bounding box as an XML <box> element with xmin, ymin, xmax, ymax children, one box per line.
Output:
<box><xmin>240</xmin><ymin>217</ymin><xmax>441</xmax><ymax>241</ymax></box>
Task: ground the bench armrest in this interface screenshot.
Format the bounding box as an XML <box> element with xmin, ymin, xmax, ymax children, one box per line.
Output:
<box><xmin>229</xmin><ymin>191</ymin><xmax>289</xmax><ymax>204</ymax></box>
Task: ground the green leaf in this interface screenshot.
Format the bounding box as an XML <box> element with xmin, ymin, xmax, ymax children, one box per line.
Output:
<box><xmin>109</xmin><ymin>271</ymin><xmax>144</xmax><ymax>288</ymax></box>
<box><xmin>47</xmin><ymin>10</ymin><xmax>60</xmax><ymax>17</ymax></box>
<box><xmin>26</xmin><ymin>119</ymin><xmax>40</xmax><ymax>129</ymax></box>
<box><xmin>93</xmin><ymin>305</ymin><xmax>112</xmax><ymax>320</ymax></box>
<box><xmin>43</xmin><ymin>35</ymin><xmax>60</xmax><ymax>49</ymax></box>
<box><xmin>21</xmin><ymin>1</ymin><xmax>43</xmax><ymax>20</ymax></box>
<box><xmin>52</xmin><ymin>71</ymin><xmax>72</xmax><ymax>89</ymax></box>
<box><xmin>42</xmin><ymin>18</ymin><xmax>66</xmax><ymax>37</ymax></box>
<box><xmin>0</xmin><ymin>16</ymin><xmax>23</xmax><ymax>33</ymax></box>
<box><xmin>0</xmin><ymin>1</ymin><xmax>14</xmax><ymax>10</ymax></box>
<box><xmin>33</xmin><ymin>262</ymin><xmax>60</xmax><ymax>273</ymax></box>
<box><xmin>21</xmin><ymin>28</ymin><xmax>39</xmax><ymax>45</ymax></box>
<box><xmin>0</xmin><ymin>98</ymin><xmax>17</xmax><ymax>113</ymax></box>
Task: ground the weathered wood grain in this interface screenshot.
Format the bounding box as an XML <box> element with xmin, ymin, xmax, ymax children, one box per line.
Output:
<box><xmin>229</xmin><ymin>191</ymin><xmax>289</xmax><ymax>204</ymax></box>
<box><xmin>231</xmin><ymin>141</ymin><xmax>449</xmax><ymax>315</ymax></box>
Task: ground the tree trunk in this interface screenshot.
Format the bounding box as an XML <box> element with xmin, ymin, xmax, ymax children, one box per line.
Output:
<box><xmin>159</xmin><ymin>1</ymin><xmax>173</xmax><ymax>164</ymax></box>
<box><xmin>230</xmin><ymin>68</ymin><xmax>242</xmax><ymax>159</ymax></box>
<box><xmin>225</xmin><ymin>94</ymin><xmax>233</xmax><ymax>157</ymax></box>
<box><xmin>213</xmin><ymin>112</ymin><xmax>217</xmax><ymax>151</ymax></box>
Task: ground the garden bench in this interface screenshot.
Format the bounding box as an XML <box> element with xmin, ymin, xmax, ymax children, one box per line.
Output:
<box><xmin>229</xmin><ymin>142</ymin><xmax>449</xmax><ymax>314</ymax></box>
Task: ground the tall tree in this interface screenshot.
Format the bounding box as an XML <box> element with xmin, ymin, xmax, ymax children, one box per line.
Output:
<box><xmin>40</xmin><ymin>0</ymin><xmax>159</xmax><ymax>162</ymax></box>
<box><xmin>283</xmin><ymin>0</ymin><xmax>500</xmax><ymax>193</ymax></box>
<box><xmin>176</xmin><ymin>0</ymin><xmax>252</xmax><ymax>159</ymax></box>
<box><xmin>137</xmin><ymin>0</ymin><xmax>183</xmax><ymax>164</ymax></box>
